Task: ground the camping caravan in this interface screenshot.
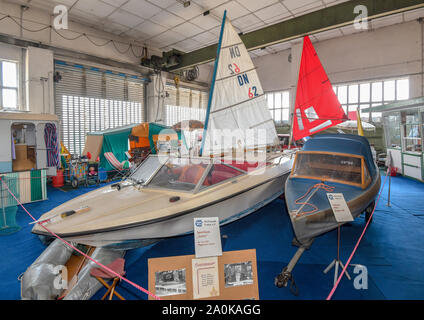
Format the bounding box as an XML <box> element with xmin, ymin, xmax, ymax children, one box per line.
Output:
<box><xmin>82</xmin><ymin>123</ymin><xmax>187</xmax><ymax>177</ymax></box>
<box><xmin>129</xmin><ymin>122</ymin><xmax>187</xmax><ymax>164</ymax></box>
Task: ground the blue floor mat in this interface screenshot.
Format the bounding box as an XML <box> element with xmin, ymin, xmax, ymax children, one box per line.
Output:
<box><xmin>1</xmin><ymin>172</ymin><xmax>424</xmax><ymax>300</ymax></box>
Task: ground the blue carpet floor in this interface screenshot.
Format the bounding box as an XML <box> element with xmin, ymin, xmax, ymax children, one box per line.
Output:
<box><xmin>1</xmin><ymin>171</ymin><xmax>423</xmax><ymax>300</ymax></box>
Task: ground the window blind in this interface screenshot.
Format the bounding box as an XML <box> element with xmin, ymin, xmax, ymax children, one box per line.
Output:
<box><xmin>54</xmin><ymin>61</ymin><xmax>146</xmax><ymax>155</ymax></box>
<box><xmin>164</xmin><ymin>84</ymin><xmax>208</xmax><ymax>127</ymax></box>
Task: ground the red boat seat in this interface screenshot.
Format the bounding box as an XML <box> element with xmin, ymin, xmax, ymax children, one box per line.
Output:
<box><xmin>222</xmin><ymin>160</ymin><xmax>266</xmax><ymax>172</ymax></box>
<box><xmin>178</xmin><ymin>165</ymin><xmax>206</xmax><ymax>184</ymax></box>
<box><xmin>211</xmin><ymin>171</ymin><xmax>236</xmax><ymax>184</ymax></box>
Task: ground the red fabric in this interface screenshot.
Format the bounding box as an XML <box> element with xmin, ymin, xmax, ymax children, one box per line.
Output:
<box><xmin>104</xmin><ymin>152</ymin><xmax>124</xmax><ymax>170</ymax></box>
<box><xmin>211</xmin><ymin>171</ymin><xmax>236</xmax><ymax>184</ymax></box>
<box><xmin>221</xmin><ymin>160</ymin><xmax>265</xmax><ymax>172</ymax></box>
<box><xmin>179</xmin><ymin>165</ymin><xmax>205</xmax><ymax>184</ymax></box>
<box><xmin>90</xmin><ymin>258</ymin><xmax>126</xmax><ymax>279</ymax></box>
<box><xmin>293</xmin><ymin>36</ymin><xmax>347</xmax><ymax>141</ymax></box>
<box><xmin>348</xmin><ymin>111</ymin><xmax>357</xmax><ymax>121</ymax></box>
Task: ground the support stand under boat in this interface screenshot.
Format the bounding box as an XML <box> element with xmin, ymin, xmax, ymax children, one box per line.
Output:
<box><xmin>274</xmin><ymin>238</ymin><xmax>313</xmax><ymax>296</ymax></box>
<box><xmin>322</xmin><ymin>225</ymin><xmax>351</xmax><ymax>286</ymax></box>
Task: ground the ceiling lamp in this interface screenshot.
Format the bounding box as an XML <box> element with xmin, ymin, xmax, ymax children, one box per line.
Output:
<box><xmin>176</xmin><ymin>0</ymin><xmax>191</xmax><ymax>8</ymax></box>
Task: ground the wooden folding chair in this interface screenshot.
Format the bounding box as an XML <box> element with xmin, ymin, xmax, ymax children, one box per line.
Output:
<box><xmin>90</xmin><ymin>258</ymin><xmax>126</xmax><ymax>300</ymax></box>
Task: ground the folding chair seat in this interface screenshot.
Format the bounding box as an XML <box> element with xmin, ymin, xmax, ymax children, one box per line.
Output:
<box><xmin>104</xmin><ymin>152</ymin><xmax>131</xmax><ymax>179</ymax></box>
<box><xmin>90</xmin><ymin>258</ymin><xmax>126</xmax><ymax>300</ymax></box>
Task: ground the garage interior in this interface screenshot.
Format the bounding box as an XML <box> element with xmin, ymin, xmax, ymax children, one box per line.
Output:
<box><xmin>0</xmin><ymin>0</ymin><xmax>424</xmax><ymax>300</ymax></box>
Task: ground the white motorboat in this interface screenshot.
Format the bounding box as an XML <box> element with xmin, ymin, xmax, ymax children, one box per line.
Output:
<box><xmin>32</xmin><ymin>153</ymin><xmax>294</xmax><ymax>248</ymax></box>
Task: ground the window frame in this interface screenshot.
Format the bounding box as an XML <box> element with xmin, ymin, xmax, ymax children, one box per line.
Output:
<box><xmin>265</xmin><ymin>90</ymin><xmax>290</xmax><ymax>125</ymax></box>
<box><xmin>333</xmin><ymin>77</ymin><xmax>409</xmax><ymax>123</ymax></box>
<box><xmin>290</xmin><ymin>150</ymin><xmax>372</xmax><ymax>189</ymax></box>
<box><xmin>0</xmin><ymin>59</ymin><xmax>20</xmax><ymax>110</ymax></box>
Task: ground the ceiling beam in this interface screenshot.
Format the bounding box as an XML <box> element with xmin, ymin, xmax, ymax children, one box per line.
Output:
<box><xmin>166</xmin><ymin>0</ymin><xmax>424</xmax><ymax>71</ymax></box>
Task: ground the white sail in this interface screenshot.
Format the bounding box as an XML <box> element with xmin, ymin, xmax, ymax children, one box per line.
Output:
<box><xmin>201</xmin><ymin>16</ymin><xmax>278</xmax><ymax>156</ymax></box>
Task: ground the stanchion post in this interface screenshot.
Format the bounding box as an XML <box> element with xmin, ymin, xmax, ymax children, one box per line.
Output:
<box><xmin>387</xmin><ymin>173</ymin><xmax>391</xmax><ymax>207</ymax></box>
<box><xmin>386</xmin><ymin>151</ymin><xmax>392</xmax><ymax>207</ymax></box>
<box><xmin>1</xmin><ymin>179</ymin><xmax>8</xmax><ymax>229</ymax></box>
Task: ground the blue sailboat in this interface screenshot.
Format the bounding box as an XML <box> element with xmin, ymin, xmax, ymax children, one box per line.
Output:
<box><xmin>274</xmin><ymin>35</ymin><xmax>381</xmax><ymax>293</ymax></box>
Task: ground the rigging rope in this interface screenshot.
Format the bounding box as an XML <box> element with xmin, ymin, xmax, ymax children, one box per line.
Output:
<box><xmin>294</xmin><ymin>183</ymin><xmax>335</xmax><ymax>217</ymax></box>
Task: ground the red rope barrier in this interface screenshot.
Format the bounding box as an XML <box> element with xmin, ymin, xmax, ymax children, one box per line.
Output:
<box><xmin>326</xmin><ymin>168</ymin><xmax>390</xmax><ymax>300</ymax></box>
<box><xmin>0</xmin><ymin>176</ymin><xmax>160</xmax><ymax>300</ymax></box>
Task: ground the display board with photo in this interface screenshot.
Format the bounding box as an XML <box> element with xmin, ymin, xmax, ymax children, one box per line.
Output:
<box><xmin>148</xmin><ymin>249</ymin><xmax>259</xmax><ymax>300</ymax></box>
<box><xmin>154</xmin><ymin>268</ymin><xmax>187</xmax><ymax>297</ymax></box>
<box><xmin>224</xmin><ymin>261</ymin><xmax>253</xmax><ymax>288</ymax></box>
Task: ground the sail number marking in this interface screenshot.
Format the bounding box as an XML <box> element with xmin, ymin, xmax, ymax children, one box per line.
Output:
<box><xmin>227</xmin><ymin>45</ymin><xmax>258</xmax><ymax>99</ymax></box>
<box><xmin>228</xmin><ymin>63</ymin><xmax>241</xmax><ymax>75</ymax></box>
<box><xmin>248</xmin><ymin>86</ymin><xmax>258</xmax><ymax>99</ymax></box>
<box><xmin>229</xmin><ymin>45</ymin><xmax>241</xmax><ymax>58</ymax></box>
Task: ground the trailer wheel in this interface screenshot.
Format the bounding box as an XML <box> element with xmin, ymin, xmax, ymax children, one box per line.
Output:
<box><xmin>71</xmin><ymin>177</ymin><xmax>79</xmax><ymax>189</ymax></box>
<box><xmin>365</xmin><ymin>201</ymin><xmax>375</xmax><ymax>224</ymax></box>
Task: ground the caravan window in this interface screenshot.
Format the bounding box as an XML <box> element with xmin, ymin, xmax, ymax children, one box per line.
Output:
<box><xmin>291</xmin><ymin>152</ymin><xmax>365</xmax><ymax>187</ymax></box>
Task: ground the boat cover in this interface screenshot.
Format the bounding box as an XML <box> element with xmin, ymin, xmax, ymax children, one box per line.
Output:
<box><xmin>302</xmin><ymin>134</ymin><xmax>376</xmax><ymax>177</ymax></box>
<box><xmin>21</xmin><ymin>238</ymin><xmax>125</xmax><ymax>300</ymax></box>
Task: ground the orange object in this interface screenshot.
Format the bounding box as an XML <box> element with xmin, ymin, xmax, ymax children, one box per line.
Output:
<box><xmin>52</xmin><ymin>169</ymin><xmax>64</xmax><ymax>187</ymax></box>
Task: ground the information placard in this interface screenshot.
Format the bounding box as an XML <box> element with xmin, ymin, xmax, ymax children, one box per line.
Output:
<box><xmin>192</xmin><ymin>256</ymin><xmax>219</xmax><ymax>299</ymax></box>
<box><xmin>326</xmin><ymin>193</ymin><xmax>354</xmax><ymax>222</ymax></box>
<box><xmin>193</xmin><ymin>217</ymin><xmax>222</xmax><ymax>258</ymax></box>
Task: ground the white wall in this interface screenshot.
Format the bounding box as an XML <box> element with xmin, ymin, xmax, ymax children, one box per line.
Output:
<box><xmin>253</xmin><ymin>20</ymin><xmax>423</xmax><ymax>100</ymax></box>
<box><xmin>25</xmin><ymin>47</ymin><xmax>54</xmax><ymax>114</ymax></box>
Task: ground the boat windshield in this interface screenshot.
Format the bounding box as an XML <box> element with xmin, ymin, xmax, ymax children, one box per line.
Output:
<box><xmin>129</xmin><ymin>155</ymin><xmax>168</xmax><ymax>184</ymax></box>
<box><xmin>291</xmin><ymin>152</ymin><xmax>366</xmax><ymax>187</ymax></box>
<box><xmin>147</xmin><ymin>158</ymin><xmax>210</xmax><ymax>192</ymax></box>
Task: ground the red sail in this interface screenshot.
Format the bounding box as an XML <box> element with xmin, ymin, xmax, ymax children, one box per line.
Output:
<box><xmin>293</xmin><ymin>36</ymin><xmax>347</xmax><ymax>141</ymax></box>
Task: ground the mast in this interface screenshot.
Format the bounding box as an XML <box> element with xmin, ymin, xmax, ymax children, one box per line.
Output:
<box><xmin>199</xmin><ymin>10</ymin><xmax>227</xmax><ymax>157</ymax></box>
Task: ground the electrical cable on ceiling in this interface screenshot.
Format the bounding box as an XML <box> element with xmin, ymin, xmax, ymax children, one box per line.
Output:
<box><xmin>154</xmin><ymin>70</ymin><xmax>165</xmax><ymax>122</ymax></box>
<box><xmin>0</xmin><ymin>13</ymin><xmax>144</xmax><ymax>58</ymax></box>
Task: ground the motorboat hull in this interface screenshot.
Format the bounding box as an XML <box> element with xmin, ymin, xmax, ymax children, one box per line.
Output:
<box><xmin>284</xmin><ymin>134</ymin><xmax>382</xmax><ymax>245</ymax></box>
<box><xmin>65</xmin><ymin>172</ymin><xmax>289</xmax><ymax>248</ymax></box>
<box><xmin>285</xmin><ymin>170</ymin><xmax>380</xmax><ymax>245</ymax></box>
<box><xmin>33</xmin><ymin>153</ymin><xmax>295</xmax><ymax>248</ymax></box>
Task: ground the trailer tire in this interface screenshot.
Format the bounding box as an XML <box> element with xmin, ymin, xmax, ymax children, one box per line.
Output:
<box><xmin>365</xmin><ymin>201</ymin><xmax>375</xmax><ymax>224</ymax></box>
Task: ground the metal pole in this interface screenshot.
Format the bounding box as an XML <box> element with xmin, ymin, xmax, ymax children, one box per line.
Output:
<box><xmin>1</xmin><ymin>179</ymin><xmax>8</xmax><ymax>229</ymax></box>
<box><xmin>387</xmin><ymin>172</ymin><xmax>391</xmax><ymax>207</ymax></box>
<box><xmin>337</xmin><ymin>225</ymin><xmax>340</xmax><ymax>261</ymax></box>
<box><xmin>386</xmin><ymin>151</ymin><xmax>392</xmax><ymax>207</ymax></box>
